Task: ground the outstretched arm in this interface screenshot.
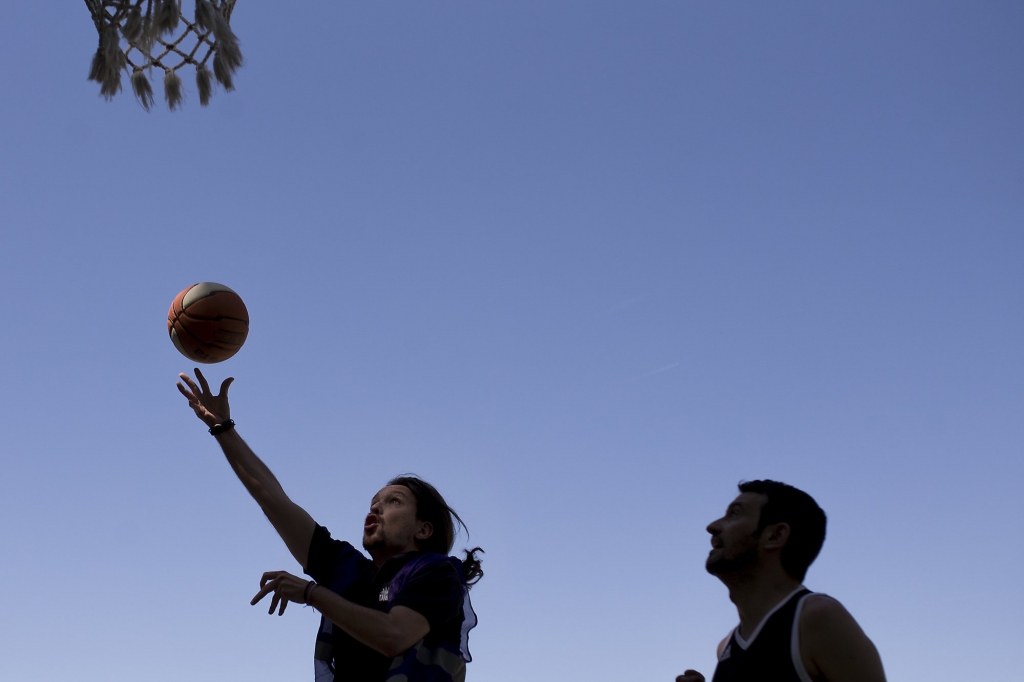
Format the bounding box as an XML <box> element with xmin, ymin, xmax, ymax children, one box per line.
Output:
<box><xmin>800</xmin><ymin>595</ymin><xmax>886</xmax><ymax>682</ymax></box>
<box><xmin>177</xmin><ymin>369</ymin><xmax>316</xmax><ymax>567</ymax></box>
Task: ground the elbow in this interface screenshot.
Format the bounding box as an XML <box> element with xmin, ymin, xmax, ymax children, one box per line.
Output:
<box><xmin>378</xmin><ymin>645</ymin><xmax>404</xmax><ymax>659</ymax></box>
<box><xmin>253</xmin><ymin>487</ymin><xmax>286</xmax><ymax>516</ymax></box>
<box><xmin>375</xmin><ymin>630</ymin><xmax>422</xmax><ymax>659</ymax></box>
<box><xmin>377</xmin><ymin>638</ymin><xmax>411</xmax><ymax>659</ymax></box>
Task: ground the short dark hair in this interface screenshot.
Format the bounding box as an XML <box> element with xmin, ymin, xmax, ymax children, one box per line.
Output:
<box><xmin>387</xmin><ymin>475</ymin><xmax>484</xmax><ymax>585</ymax></box>
<box><xmin>738</xmin><ymin>480</ymin><xmax>826</xmax><ymax>581</ymax></box>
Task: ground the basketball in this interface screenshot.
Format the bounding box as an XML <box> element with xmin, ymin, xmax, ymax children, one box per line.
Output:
<box><xmin>167</xmin><ymin>282</ymin><xmax>249</xmax><ymax>363</ymax></box>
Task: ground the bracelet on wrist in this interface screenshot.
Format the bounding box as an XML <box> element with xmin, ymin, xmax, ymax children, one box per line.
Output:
<box><xmin>209</xmin><ymin>419</ymin><xmax>235</xmax><ymax>435</ymax></box>
<box><xmin>304</xmin><ymin>580</ymin><xmax>318</xmax><ymax>605</ymax></box>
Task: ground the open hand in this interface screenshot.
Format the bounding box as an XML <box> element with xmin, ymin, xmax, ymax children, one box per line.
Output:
<box><xmin>676</xmin><ymin>672</ymin><xmax>705</xmax><ymax>682</ymax></box>
<box><xmin>251</xmin><ymin>570</ymin><xmax>309</xmax><ymax>616</ymax></box>
<box><xmin>176</xmin><ymin>368</ymin><xmax>233</xmax><ymax>428</ymax></box>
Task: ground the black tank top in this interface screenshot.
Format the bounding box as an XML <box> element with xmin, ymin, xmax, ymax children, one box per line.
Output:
<box><xmin>711</xmin><ymin>588</ymin><xmax>812</xmax><ymax>682</ymax></box>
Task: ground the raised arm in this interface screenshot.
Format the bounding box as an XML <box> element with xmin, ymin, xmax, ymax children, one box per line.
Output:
<box><xmin>177</xmin><ymin>369</ymin><xmax>316</xmax><ymax>567</ymax></box>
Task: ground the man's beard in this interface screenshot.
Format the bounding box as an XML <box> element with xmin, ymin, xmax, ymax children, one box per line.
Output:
<box><xmin>363</xmin><ymin>527</ymin><xmax>390</xmax><ymax>553</ymax></box>
<box><xmin>705</xmin><ymin>539</ymin><xmax>759</xmax><ymax>576</ymax></box>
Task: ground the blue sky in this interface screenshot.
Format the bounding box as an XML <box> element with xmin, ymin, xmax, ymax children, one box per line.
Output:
<box><xmin>1</xmin><ymin>2</ymin><xmax>1021</xmax><ymax>680</ymax></box>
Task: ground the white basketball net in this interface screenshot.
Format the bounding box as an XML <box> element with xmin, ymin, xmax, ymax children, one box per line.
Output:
<box><xmin>84</xmin><ymin>0</ymin><xmax>242</xmax><ymax>110</ymax></box>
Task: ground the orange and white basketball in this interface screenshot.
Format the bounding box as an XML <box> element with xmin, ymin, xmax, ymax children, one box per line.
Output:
<box><xmin>167</xmin><ymin>282</ymin><xmax>249</xmax><ymax>363</ymax></box>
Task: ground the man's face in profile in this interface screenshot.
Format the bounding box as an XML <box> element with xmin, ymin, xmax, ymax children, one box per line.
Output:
<box><xmin>705</xmin><ymin>492</ymin><xmax>766</xmax><ymax>576</ymax></box>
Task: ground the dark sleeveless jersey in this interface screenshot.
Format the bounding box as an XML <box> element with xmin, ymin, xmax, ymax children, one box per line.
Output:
<box><xmin>712</xmin><ymin>588</ymin><xmax>814</xmax><ymax>682</ymax></box>
<box><xmin>303</xmin><ymin>524</ymin><xmax>477</xmax><ymax>682</ymax></box>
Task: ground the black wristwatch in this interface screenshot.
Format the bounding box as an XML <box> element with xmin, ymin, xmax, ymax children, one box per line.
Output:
<box><xmin>209</xmin><ymin>419</ymin><xmax>236</xmax><ymax>435</ymax></box>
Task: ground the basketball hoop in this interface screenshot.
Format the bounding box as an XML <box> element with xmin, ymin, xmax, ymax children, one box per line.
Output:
<box><xmin>83</xmin><ymin>0</ymin><xmax>243</xmax><ymax>110</ymax></box>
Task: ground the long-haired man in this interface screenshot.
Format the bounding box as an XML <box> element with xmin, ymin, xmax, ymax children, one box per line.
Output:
<box><xmin>177</xmin><ymin>369</ymin><xmax>482</xmax><ymax>682</ymax></box>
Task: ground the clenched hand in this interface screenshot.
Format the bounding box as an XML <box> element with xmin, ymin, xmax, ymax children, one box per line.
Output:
<box><xmin>676</xmin><ymin>671</ymin><xmax>705</xmax><ymax>682</ymax></box>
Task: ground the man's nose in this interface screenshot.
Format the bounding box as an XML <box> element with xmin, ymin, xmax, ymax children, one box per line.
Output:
<box><xmin>706</xmin><ymin>520</ymin><xmax>722</xmax><ymax>535</ymax></box>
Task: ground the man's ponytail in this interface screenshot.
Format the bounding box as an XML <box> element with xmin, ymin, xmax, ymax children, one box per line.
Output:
<box><xmin>462</xmin><ymin>547</ymin><xmax>484</xmax><ymax>586</ymax></box>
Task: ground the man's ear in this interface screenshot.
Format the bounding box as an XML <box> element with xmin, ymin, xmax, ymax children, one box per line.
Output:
<box><xmin>761</xmin><ymin>522</ymin><xmax>791</xmax><ymax>551</ymax></box>
<box><xmin>415</xmin><ymin>521</ymin><xmax>434</xmax><ymax>543</ymax></box>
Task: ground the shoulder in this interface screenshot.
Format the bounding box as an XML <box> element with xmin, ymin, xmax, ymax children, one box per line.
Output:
<box><xmin>798</xmin><ymin>593</ymin><xmax>864</xmax><ymax>648</ymax></box>
<box><xmin>400</xmin><ymin>553</ymin><xmax>462</xmax><ymax>584</ymax></box>
<box><xmin>799</xmin><ymin>593</ymin><xmax>862</xmax><ymax>635</ymax></box>
<box><xmin>800</xmin><ymin>593</ymin><xmax>849</xmax><ymax>621</ymax></box>
<box><xmin>390</xmin><ymin>554</ymin><xmax>466</xmax><ymax>625</ymax></box>
<box><xmin>310</xmin><ymin>525</ymin><xmax>365</xmax><ymax>560</ymax></box>
<box><xmin>798</xmin><ymin>594</ymin><xmax>887</xmax><ymax>682</ymax></box>
<box><xmin>390</xmin><ymin>554</ymin><xmax>463</xmax><ymax>603</ymax></box>
<box><xmin>716</xmin><ymin>631</ymin><xmax>733</xmax><ymax>658</ymax></box>
<box><xmin>304</xmin><ymin>525</ymin><xmax>372</xmax><ymax>584</ymax></box>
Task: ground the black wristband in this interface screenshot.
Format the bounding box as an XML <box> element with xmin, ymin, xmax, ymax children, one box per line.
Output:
<box><xmin>304</xmin><ymin>580</ymin><xmax>318</xmax><ymax>604</ymax></box>
<box><xmin>209</xmin><ymin>419</ymin><xmax>235</xmax><ymax>435</ymax></box>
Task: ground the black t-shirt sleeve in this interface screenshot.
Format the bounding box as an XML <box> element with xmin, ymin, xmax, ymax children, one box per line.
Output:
<box><xmin>303</xmin><ymin>524</ymin><xmax>367</xmax><ymax>586</ymax></box>
<box><xmin>391</xmin><ymin>560</ymin><xmax>464</xmax><ymax>627</ymax></box>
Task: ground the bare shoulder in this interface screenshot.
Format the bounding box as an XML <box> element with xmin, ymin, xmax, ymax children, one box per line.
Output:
<box><xmin>799</xmin><ymin>594</ymin><xmax>886</xmax><ymax>682</ymax></box>
<box><xmin>800</xmin><ymin>593</ymin><xmax>869</xmax><ymax>646</ymax></box>
<box><xmin>716</xmin><ymin>631</ymin><xmax>731</xmax><ymax>658</ymax></box>
<box><xmin>801</xmin><ymin>593</ymin><xmax>854</xmax><ymax>625</ymax></box>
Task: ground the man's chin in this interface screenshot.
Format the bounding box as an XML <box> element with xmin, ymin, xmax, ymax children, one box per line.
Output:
<box><xmin>706</xmin><ymin>549</ymin><xmax>757</xmax><ymax>577</ymax></box>
<box><xmin>363</xmin><ymin>533</ymin><xmax>385</xmax><ymax>552</ymax></box>
<box><xmin>705</xmin><ymin>549</ymin><xmax>725</xmax><ymax>575</ymax></box>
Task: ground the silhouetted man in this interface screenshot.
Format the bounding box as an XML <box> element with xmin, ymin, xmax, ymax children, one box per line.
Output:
<box><xmin>676</xmin><ymin>481</ymin><xmax>885</xmax><ymax>682</ymax></box>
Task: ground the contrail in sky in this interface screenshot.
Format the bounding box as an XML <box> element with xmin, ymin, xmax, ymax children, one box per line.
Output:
<box><xmin>639</xmin><ymin>361</ymin><xmax>679</xmax><ymax>378</ymax></box>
